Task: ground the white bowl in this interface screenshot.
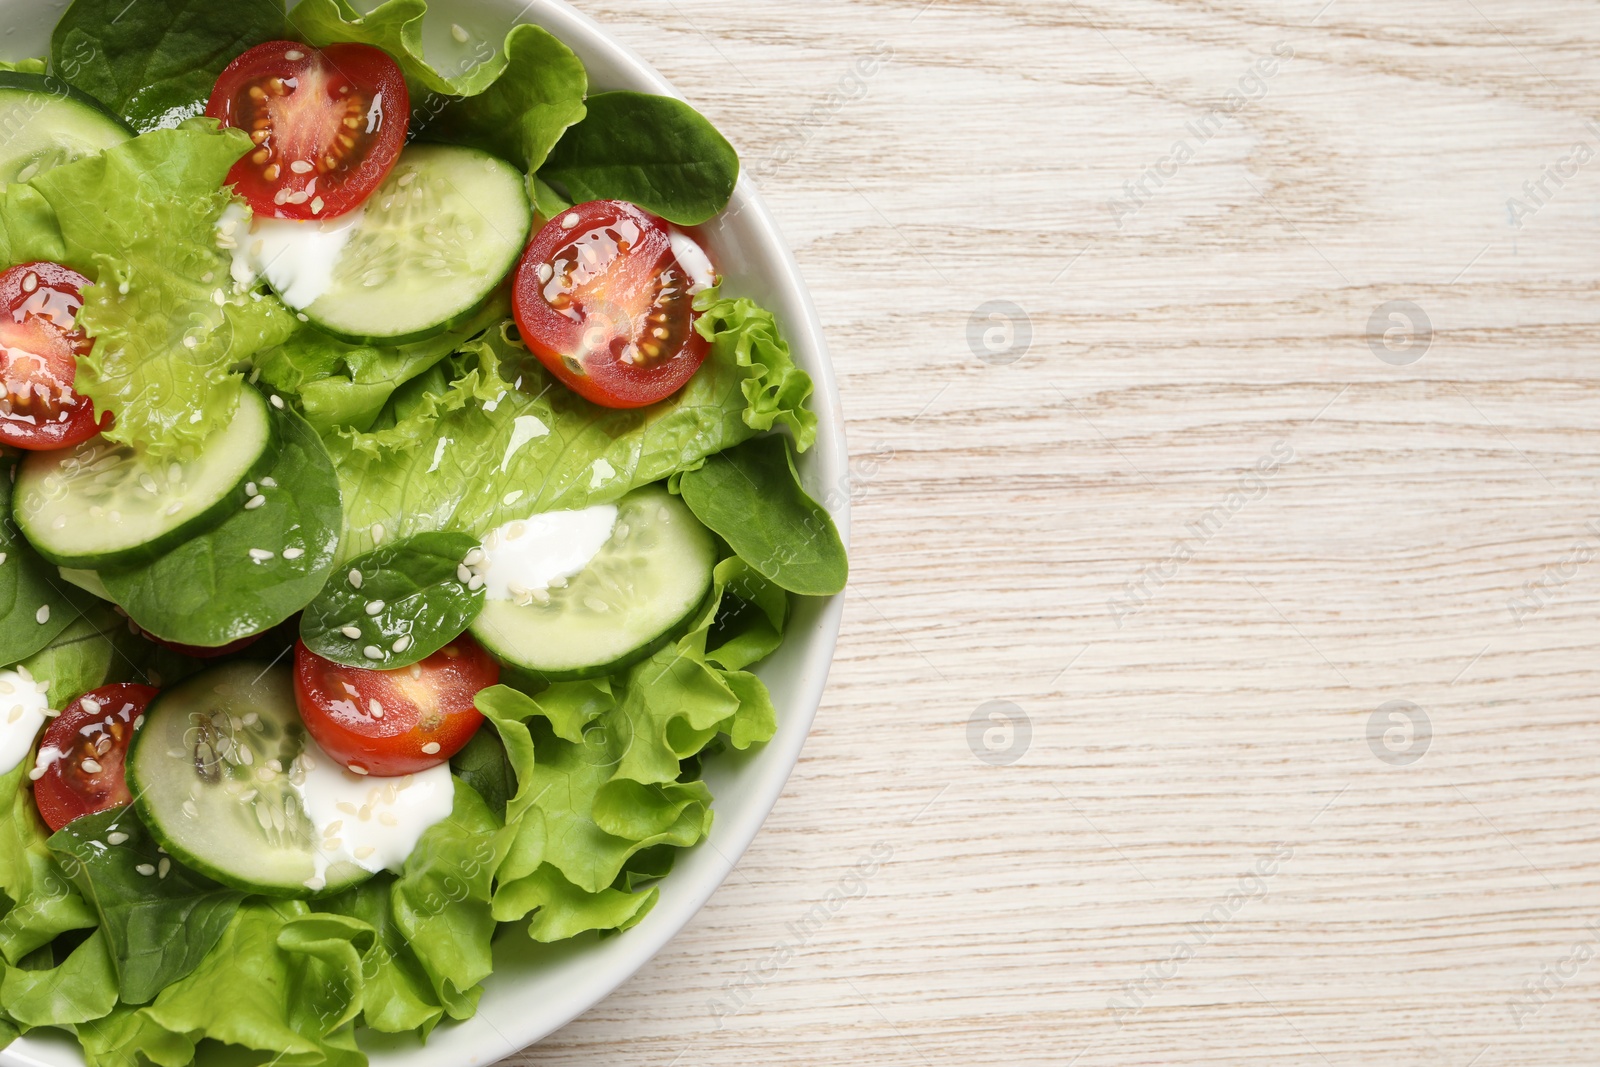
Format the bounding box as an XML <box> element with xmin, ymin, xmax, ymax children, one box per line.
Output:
<box><xmin>0</xmin><ymin>1</ymin><xmax>847</xmax><ymax>1063</ymax></box>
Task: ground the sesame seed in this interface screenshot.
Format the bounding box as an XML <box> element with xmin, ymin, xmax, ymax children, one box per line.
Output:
<box><xmin>348</xmin><ymin>763</ymin><xmax>368</xmax><ymax>776</ymax></box>
<box><xmin>311</xmin><ymin>197</ymin><xmax>325</xmax><ymax>215</ymax></box>
<box><xmin>365</xmin><ymin>600</ymin><xmax>385</xmax><ymax>615</ymax></box>
<box><xmin>464</xmin><ymin>548</ymin><xmax>484</xmax><ymax>566</ymax></box>
<box><xmin>245</xmin><ymin>482</ymin><xmax>257</xmax><ymax>495</ymax></box>
<box><xmin>107</xmin><ymin>831</ymin><xmax>128</xmax><ymax>845</ymax></box>
<box><xmin>290</xmin><ymin>160</ymin><xmax>313</xmax><ymax>174</ymax></box>
<box><xmin>451</xmin><ymin>22</ymin><xmax>469</xmax><ymax>42</ymax></box>
<box><xmin>135</xmin><ymin>863</ymin><xmax>155</xmax><ymax>876</ymax></box>
<box><xmin>285</xmin><ymin>49</ymin><xmax>305</xmax><ymax>61</ymax></box>
<box><xmin>354</xmin><ymin>845</ymin><xmax>376</xmax><ymax>860</ymax></box>
<box><xmin>561</xmin><ymin>213</ymin><xmax>580</xmax><ymax>229</ymax></box>
<box><xmin>82</xmin><ymin>697</ymin><xmax>101</xmax><ymax>714</ymax></box>
<box><xmin>421</xmin><ymin>741</ymin><xmax>441</xmax><ymax>755</ymax></box>
<box><xmin>368</xmin><ymin>699</ymin><xmax>382</xmax><ymax>716</ymax></box>
<box><xmin>363</xmin><ymin>645</ymin><xmax>383</xmax><ymax>660</ymax></box>
<box><xmin>341</xmin><ymin>625</ymin><xmax>361</xmax><ymax>639</ymax></box>
<box><xmin>20</xmin><ymin>272</ymin><xmax>36</xmax><ymax>293</ymax></box>
<box><xmin>392</xmin><ymin>635</ymin><xmax>412</xmax><ymax>653</ymax></box>
<box><xmin>248</xmin><ymin>548</ymin><xmax>274</xmax><ymax>562</ymax></box>
<box><xmin>348</xmin><ymin>569</ymin><xmax>363</xmax><ymax>589</ymax></box>
<box><xmin>467</xmin><ymin>576</ymin><xmax>484</xmax><ymax>591</ymax></box>
<box><xmin>537</xmin><ymin>263</ymin><xmax>553</xmax><ymax>284</ymax></box>
<box><xmin>34</xmin><ymin>604</ymin><xmax>48</xmax><ymax>624</ymax></box>
<box><xmin>81</xmin><ymin>758</ymin><xmax>102</xmax><ymax>774</ymax></box>
<box><xmin>270</xmin><ymin>395</ymin><xmax>285</xmax><ymax>409</ymax></box>
<box><xmin>371</xmin><ymin>523</ymin><xmax>385</xmax><ymax>543</ymax></box>
<box><xmin>283</xmin><ymin>547</ymin><xmax>304</xmax><ymax>559</ymax></box>
<box><xmin>244</xmin><ymin>494</ymin><xmax>266</xmax><ymax>510</ymax></box>
<box><xmin>457</xmin><ymin>564</ymin><xmax>472</xmax><ymax>583</ymax></box>
<box><xmin>261</xmin><ymin>477</ymin><xmax>277</xmax><ymax>488</ymax></box>
<box><xmin>158</xmin><ymin>858</ymin><xmax>171</xmax><ymax>878</ymax></box>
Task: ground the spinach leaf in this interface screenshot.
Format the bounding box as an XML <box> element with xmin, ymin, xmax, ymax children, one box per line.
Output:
<box><xmin>48</xmin><ymin>806</ymin><xmax>245</xmax><ymax>1005</ymax></box>
<box><xmin>678</xmin><ymin>436</ymin><xmax>847</xmax><ymax>596</ymax></box>
<box><xmin>51</xmin><ymin>0</ymin><xmax>288</xmax><ymax>132</ymax></box>
<box><xmin>300</xmin><ymin>531</ymin><xmax>482</xmax><ymax>669</ymax></box>
<box><xmin>450</xmin><ymin>726</ymin><xmax>515</xmax><ymax>821</ymax></box>
<box><xmin>0</xmin><ymin>469</ymin><xmax>82</xmax><ymax>666</ymax></box>
<box><xmin>15</xmin><ymin>603</ymin><xmax>144</xmax><ymax>708</ymax></box>
<box><xmin>540</xmin><ymin>92</ymin><xmax>740</xmax><ymax>226</ymax></box>
<box><xmin>434</xmin><ymin>24</ymin><xmax>587</xmax><ymax>174</ymax></box>
<box><xmin>101</xmin><ymin>402</ymin><xmax>343</xmax><ymax>646</ymax></box>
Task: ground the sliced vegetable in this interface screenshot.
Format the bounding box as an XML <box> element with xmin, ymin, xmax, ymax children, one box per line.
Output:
<box><xmin>98</xmin><ymin>402</ymin><xmax>341</xmax><ymax>646</ymax></box>
<box><xmin>513</xmin><ymin>200</ymin><xmax>713</xmax><ymax>409</ymax></box>
<box><xmin>0</xmin><ymin>473</ymin><xmax>82</xmax><ymax>666</ymax></box>
<box><xmin>0</xmin><ymin>72</ymin><xmax>132</xmax><ymax>183</ymax></box>
<box><xmin>293</xmin><ymin>635</ymin><xmax>496</xmax><ymax>776</ymax></box>
<box><xmin>205</xmin><ymin>41</ymin><xmax>409</xmax><ymax>221</ymax></box>
<box><xmin>14</xmin><ymin>384</ymin><xmax>274</xmax><ymax>569</ymax></box>
<box><xmin>0</xmin><ymin>261</ymin><xmax>110</xmax><ymax>450</ymax></box>
<box><xmin>469</xmin><ymin>486</ymin><xmax>716</xmax><ymax>681</ymax></box>
<box><xmin>300</xmin><ymin>531</ymin><xmax>483</xmax><ymax>669</ymax></box>
<box><xmin>288</xmin><ymin>144</ymin><xmax>531</xmax><ymax>344</ymax></box>
<box><xmin>677</xmin><ymin>434</ymin><xmax>848</xmax><ymax>596</ymax></box>
<box><xmin>126</xmin><ymin>662</ymin><xmax>367</xmax><ymax>897</ymax></box>
<box><xmin>31</xmin><ymin>683</ymin><xmax>156</xmax><ymax>832</ymax></box>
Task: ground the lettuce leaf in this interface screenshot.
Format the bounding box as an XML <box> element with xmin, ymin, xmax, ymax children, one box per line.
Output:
<box><xmin>141</xmin><ymin>901</ymin><xmax>371</xmax><ymax>1067</ymax></box>
<box><xmin>328</xmin><ymin>295</ymin><xmax>815</xmax><ymax>560</ymax></box>
<box><xmin>0</xmin><ymin>928</ymin><xmax>118</xmax><ymax>1029</ymax></box>
<box><xmin>435</xmin><ymin>24</ymin><xmax>587</xmax><ymax>173</ymax></box>
<box><xmin>253</xmin><ymin>297</ymin><xmax>506</xmax><ymax>435</ymax></box>
<box><xmin>27</xmin><ymin>121</ymin><xmax>298</xmax><ymax>457</ymax></box>
<box><xmin>290</xmin><ymin>0</ymin><xmax>510</xmax><ymax>100</ymax></box>
<box><xmin>320</xmin><ymin>878</ymin><xmax>443</xmax><ymax>1036</ymax></box>
<box><xmin>0</xmin><ymin>764</ymin><xmax>97</xmax><ymax>964</ymax></box>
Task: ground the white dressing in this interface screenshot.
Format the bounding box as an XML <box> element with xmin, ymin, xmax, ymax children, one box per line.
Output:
<box><xmin>220</xmin><ymin>202</ymin><xmax>365</xmax><ymax>309</ymax></box>
<box><xmin>476</xmin><ymin>504</ymin><xmax>619</xmax><ymax>603</ymax></box>
<box><xmin>0</xmin><ymin>666</ymin><xmax>53</xmax><ymax>777</ymax></box>
<box><xmin>670</xmin><ymin>229</ymin><xmax>717</xmax><ymax>294</ymax></box>
<box><xmin>292</xmin><ymin>738</ymin><xmax>454</xmax><ymax>890</ymax></box>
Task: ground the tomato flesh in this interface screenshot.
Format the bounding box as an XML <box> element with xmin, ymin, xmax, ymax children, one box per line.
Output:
<box><xmin>293</xmin><ymin>638</ymin><xmax>496</xmax><ymax>776</ymax></box>
<box><xmin>206</xmin><ymin>41</ymin><xmax>409</xmax><ymax>220</ymax></box>
<box><xmin>32</xmin><ymin>683</ymin><xmax>158</xmax><ymax>832</ymax></box>
<box><xmin>512</xmin><ymin>200</ymin><xmax>713</xmax><ymax>408</ymax></box>
<box><xmin>0</xmin><ymin>262</ymin><xmax>109</xmax><ymax>450</ymax></box>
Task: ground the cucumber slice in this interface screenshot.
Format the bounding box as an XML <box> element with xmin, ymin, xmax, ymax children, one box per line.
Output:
<box><xmin>469</xmin><ymin>486</ymin><xmax>717</xmax><ymax>681</ymax></box>
<box><xmin>14</xmin><ymin>385</ymin><xmax>275</xmax><ymax>569</ymax></box>
<box><xmin>0</xmin><ymin>73</ymin><xmax>133</xmax><ymax>183</ymax></box>
<box><xmin>126</xmin><ymin>662</ymin><xmax>368</xmax><ymax>898</ymax></box>
<box><xmin>298</xmin><ymin>144</ymin><xmax>531</xmax><ymax>345</ymax></box>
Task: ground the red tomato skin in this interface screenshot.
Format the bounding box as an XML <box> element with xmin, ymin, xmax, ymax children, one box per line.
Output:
<box><xmin>0</xmin><ymin>262</ymin><xmax>110</xmax><ymax>450</ymax></box>
<box><xmin>32</xmin><ymin>683</ymin><xmax>159</xmax><ymax>832</ymax></box>
<box><xmin>512</xmin><ymin>200</ymin><xmax>711</xmax><ymax>409</ymax></box>
<box><xmin>293</xmin><ymin>639</ymin><xmax>496</xmax><ymax>777</ymax></box>
<box><xmin>205</xmin><ymin>41</ymin><xmax>409</xmax><ymax>221</ymax></box>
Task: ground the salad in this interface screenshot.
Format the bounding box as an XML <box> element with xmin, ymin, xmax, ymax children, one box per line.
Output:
<box><xmin>0</xmin><ymin>1</ymin><xmax>846</xmax><ymax>1064</ymax></box>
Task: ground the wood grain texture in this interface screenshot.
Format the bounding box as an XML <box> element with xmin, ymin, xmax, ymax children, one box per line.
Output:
<box><xmin>512</xmin><ymin>1</ymin><xmax>1600</xmax><ymax>1064</ymax></box>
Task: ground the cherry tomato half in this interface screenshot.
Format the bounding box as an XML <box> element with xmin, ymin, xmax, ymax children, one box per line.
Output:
<box><xmin>32</xmin><ymin>683</ymin><xmax>159</xmax><ymax>832</ymax></box>
<box><xmin>293</xmin><ymin>638</ymin><xmax>496</xmax><ymax>777</ymax></box>
<box><xmin>512</xmin><ymin>200</ymin><xmax>715</xmax><ymax>409</ymax></box>
<box><xmin>0</xmin><ymin>262</ymin><xmax>110</xmax><ymax>451</ymax></box>
<box><xmin>205</xmin><ymin>41</ymin><xmax>409</xmax><ymax>220</ymax></box>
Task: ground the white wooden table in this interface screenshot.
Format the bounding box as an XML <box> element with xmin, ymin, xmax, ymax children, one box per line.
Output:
<box><xmin>518</xmin><ymin>2</ymin><xmax>1600</xmax><ymax>1063</ymax></box>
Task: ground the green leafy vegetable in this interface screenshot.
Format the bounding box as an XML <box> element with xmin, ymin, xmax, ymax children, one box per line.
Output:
<box><xmin>51</xmin><ymin>0</ymin><xmax>288</xmax><ymax>131</ymax></box>
<box><xmin>678</xmin><ymin>435</ymin><xmax>847</xmax><ymax>595</ymax></box>
<box><xmin>49</xmin><ymin>806</ymin><xmax>245</xmax><ymax>1004</ymax></box>
<box><xmin>435</xmin><ymin>24</ymin><xmax>587</xmax><ymax>173</ymax></box>
<box><xmin>0</xmin><ymin>58</ymin><xmax>46</xmax><ymax>76</ymax></box>
<box><xmin>141</xmin><ymin>900</ymin><xmax>371</xmax><ymax>1067</ymax></box>
<box><xmin>541</xmin><ymin>92</ymin><xmax>740</xmax><ymax>225</ymax></box>
<box><xmin>76</xmin><ymin>1002</ymin><xmax>196</xmax><ymax>1067</ymax></box>
<box><xmin>15</xmin><ymin>602</ymin><xmax>145</xmax><ymax>708</ymax></box>
<box><xmin>0</xmin><ymin>927</ymin><xmax>117</xmax><ymax>1028</ymax></box>
<box><xmin>328</xmin><ymin>302</ymin><xmax>816</xmax><ymax>560</ymax></box>
<box><xmin>290</xmin><ymin>0</ymin><xmax>509</xmax><ymax>99</ymax></box>
<box><xmin>0</xmin><ymin>470</ymin><xmax>82</xmax><ymax>665</ymax></box>
<box><xmin>101</xmin><ymin>403</ymin><xmax>342</xmax><ymax>646</ymax></box>
<box><xmin>449</xmin><ymin>726</ymin><xmax>516</xmax><ymax>820</ymax></box>
<box><xmin>0</xmin><ymin>764</ymin><xmax>97</xmax><ymax>964</ymax></box>
<box><xmin>300</xmin><ymin>531</ymin><xmax>482</xmax><ymax>669</ymax></box>
<box><xmin>319</xmin><ymin>878</ymin><xmax>444</xmax><ymax>1036</ymax></box>
<box><xmin>389</xmin><ymin>779</ymin><xmax>498</xmax><ymax>1019</ymax></box>
<box><xmin>253</xmin><ymin>298</ymin><xmax>506</xmax><ymax>434</ymax></box>
<box><xmin>27</xmin><ymin>122</ymin><xmax>299</xmax><ymax>456</ymax></box>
